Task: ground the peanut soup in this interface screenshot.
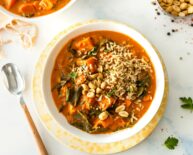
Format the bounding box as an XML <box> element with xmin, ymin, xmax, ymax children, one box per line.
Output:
<box><xmin>51</xmin><ymin>31</ymin><xmax>156</xmax><ymax>134</ymax></box>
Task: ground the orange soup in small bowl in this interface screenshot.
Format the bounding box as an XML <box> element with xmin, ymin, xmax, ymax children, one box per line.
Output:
<box><xmin>0</xmin><ymin>0</ymin><xmax>76</xmax><ymax>18</ymax></box>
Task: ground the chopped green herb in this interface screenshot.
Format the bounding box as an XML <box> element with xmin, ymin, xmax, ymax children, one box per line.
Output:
<box><xmin>180</xmin><ymin>97</ymin><xmax>193</xmax><ymax>111</ymax></box>
<box><xmin>88</xmin><ymin>46</ymin><xmax>98</xmax><ymax>55</ymax></box>
<box><xmin>67</xmin><ymin>86</ymin><xmax>83</xmax><ymax>107</ymax></box>
<box><xmin>22</xmin><ymin>13</ymin><xmax>34</xmax><ymax>18</ymax></box>
<box><xmin>81</xmin><ymin>46</ymin><xmax>98</xmax><ymax>59</ymax></box>
<box><xmin>58</xmin><ymin>103</ymin><xmax>65</xmax><ymax>112</ymax></box>
<box><xmin>106</xmin><ymin>104</ymin><xmax>116</xmax><ymax>115</ymax></box>
<box><xmin>98</xmin><ymin>39</ymin><xmax>108</xmax><ymax>47</ymax></box>
<box><xmin>66</xmin><ymin>88</ymin><xmax>70</xmax><ymax>102</ymax></box>
<box><xmin>137</xmin><ymin>87</ymin><xmax>145</xmax><ymax>97</ymax></box>
<box><xmin>107</xmin><ymin>88</ymin><xmax>116</xmax><ymax>98</ymax></box>
<box><xmin>137</xmin><ymin>75</ymin><xmax>151</xmax><ymax>87</ymax></box>
<box><xmin>164</xmin><ymin>136</ymin><xmax>179</xmax><ymax>150</ymax></box>
<box><xmin>52</xmin><ymin>80</ymin><xmax>66</xmax><ymax>92</ymax></box>
<box><xmin>60</xmin><ymin>72</ymin><xmax>69</xmax><ymax>81</ymax></box>
<box><xmin>72</xmin><ymin>111</ymin><xmax>92</xmax><ymax>132</ymax></box>
<box><xmin>52</xmin><ymin>72</ymin><xmax>70</xmax><ymax>94</ymax></box>
<box><xmin>67</xmin><ymin>87</ymin><xmax>75</xmax><ymax>104</ymax></box>
<box><xmin>89</xmin><ymin>108</ymin><xmax>102</xmax><ymax>117</ymax></box>
<box><xmin>89</xmin><ymin>127</ymin><xmax>108</xmax><ymax>133</ymax></box>
<box><xmin>104</xmin><ymin>49</ymin><xmax>110</xmax><ymax>53</ymax></box>
<box><xmin>68</xmin><ymin>40</ymin><xmax>77</xmax><ymax>56</ymax></box>
<box><xmin>68</xmin><ymin>72</ymin><xmax>77</xmax><ymax>80</ymax></box>
<box><xmin>73</xmin><ymin>86</ymin><xmax>83</xmax><ymax>106</ymax></box>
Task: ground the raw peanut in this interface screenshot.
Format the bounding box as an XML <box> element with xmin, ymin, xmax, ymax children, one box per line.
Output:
<box><xmin>81</xmin><ymin>84</ymin><xmax>89</xmax><ymax>91</ymax></box>
<box><xmin>160</xmin><ymin>2</ymin><xmax>165</xmax><ymax>7</ymax></box>
<box><xmin>173</xmin><ymin>0</ymin><xmax>181</xmax><ymax>5</ymax></box>
<box><xmin>179</xmin><ymin>12</ymin><xmax>186</xmax><ymax>16</ymax></box>
<box><xmin>82</xmin><ymin>90</ymin><xmax>87</xmax><ymax>95</ymax></box>
<box><xmin>182</xmin><ymin>10</ymin><xmax>188</xmax><ymax>15</ymax></box>
<box><xmin>98</xmin><ymin>73</ymin><xmax>103</xmax><ymax>79</ymax></box>
<box><xmin>87</xmin><ymin>92</ymin><xmax>95</xmax><ymax>98</ymax></box>
<box><xmin>99</xmin><ymin>111</ymin><xmax>109</xmax><ymax>121</ymax></box>
<box><xmin>93</xmin><ymin>79</ymin><xmax>98</xmax><ymax>85</ymax></box>
<box><xmin>166</xmin><ymin>0</ymin><xmax>173</xmax><ymax>4</ymax></box>
<box><xmin>171</xmin><ymin>11</ymin><xmax>178</xmax><ymax>15</ymax></box>
<box><xmin>188</xmin><ymin>6</ymin><xmax>193</xmax><ymax>14</ymax></box>
<box><xmin>89</xmin><ymin>74</ymin><xmax>98</xmax><ymax>79</ymax></box>
<box><xmin>89</xmin><ymin>89</ymin><xmax>95</xmax><ymax>93</ymax></box>
<box><xmin>97</xmin><ymin>65</ymin><xmax>103</xmax><ymax>73</ymax></box>
<box><xmin>118</xmin><ymin>111</ymin><xmax>129</xmax><ymax>118</ymax></box>
<box><xmin>96</xmin><ymin>88</ymin><xmax>102</xmax><ymax>94</ymax></box>
<box><xmin>101</xmin><ymin>82</ymin><xmax>107</xmax><ymax>89</ymax></box>
<box><xmin>115</xmin><ymin>105</ymin><xmax>126</xmax><ymax>113</ymax></box>
<box><xmin>166</xmin><ymin>6</ymin><xmax>173</xmax><ymax>12</ymax></box>
<box><xmin>172</xmin><ymin>5</ymin><xmax>181</xmax><ymax>12</ymax></box>
<box><xmin>88</xmin><ymin>82</ymin><xmax>96</xmax><ymax>89</ymax></box>
<box><xmin>97</xmin><ymin>79</ymin><xmax>102</xmax><ymax>86</ymax></box>
<box><xmin>180</xmin><ymin>3</ymin><xmax>188</xmax><ymax>10</ymax></box>
<box><xmin>39</xmin><ymin>0</ymin><xmax>54</xmax><ymax>10</ymax></box>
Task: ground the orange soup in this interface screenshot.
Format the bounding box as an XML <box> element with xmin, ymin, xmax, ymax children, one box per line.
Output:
<box><xmin>0</xmin><ymin>0</ymin><xmax>70</xmax><ymax>17</ymax></box>
<box><xmin>51</xmin><ymin>31</ymin><xmax>156</xmax><ymax>134</ymax></box>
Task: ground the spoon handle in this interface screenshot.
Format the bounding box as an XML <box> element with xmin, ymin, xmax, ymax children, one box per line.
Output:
<box><xmin>20</xmin><ymin>99</ymin><xmax>48</xmax><ymax>155</ymax></box>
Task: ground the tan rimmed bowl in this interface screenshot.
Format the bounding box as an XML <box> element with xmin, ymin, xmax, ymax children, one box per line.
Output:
<box><xmin>40</xmin><ymin>20</ymin><xmax>166</xmax><ymax>144</ymax></box>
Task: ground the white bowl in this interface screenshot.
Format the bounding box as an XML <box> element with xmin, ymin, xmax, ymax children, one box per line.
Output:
<box><xmin>0</xmin><ymin>0</ymin><xmax>76</xmax><ymax>20</ymax></box>
<box><xmin>41</xmin><ymin>20</ymin><xmax>165</xmax><ymax>143</ymax></box>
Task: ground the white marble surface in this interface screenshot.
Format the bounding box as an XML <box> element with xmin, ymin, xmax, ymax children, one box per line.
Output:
<box><xmin>0</xmin><ymin>0</ymin><xmax>193</xmax><ymax>155</ymax></box>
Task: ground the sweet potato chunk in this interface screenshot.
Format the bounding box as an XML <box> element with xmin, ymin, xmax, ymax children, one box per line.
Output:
<box><xmin>98</xmin><ymin>96</ymin><xmax>116</xmax><ymax>111</ymax></box>
<box><xmin>75</xmin><ymin>75</ymin><xmax>86</xmax><ymax>85</ymax></box>
<box><xmin>39</xmin><ymin>0</ymin><xmax>54</xmax><ymax>10</ymax></box>
<box><xmin>125</xmin><ymin>99</ymin><xmax>132</xmax><ymax>108</ymax></box>
<box><xmin>5</xmin><ymin>0</ymin><xmax>17</xmax><ymax>9</ymax></box>
<box><xmin>19</xmin><ymin>3</ymin><xmax>36</xmax><ymax>17</ymax></box>
<box><xmin>74</xmin><ymin>37</ymin><xmax>94</xmax><ymax>54</ymax></box>
<box><xmin>93</xmin><ymin>117</ymin><xmax>113</xmax><ymax>129</ymax></box>
<box><xmin>86</xmin><ymin>57</ymin><xmax>98</xmax><ymax>73</ymax></box>
<box><xmin>81</xmin><ymin>96</ymin><xmax>96</xmax><ymax>110</ymax></box>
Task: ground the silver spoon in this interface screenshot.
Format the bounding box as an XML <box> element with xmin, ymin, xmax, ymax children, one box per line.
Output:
<box><xmin>1</xmin><ymin>63</ymin><xmax>48</xmax><ymax>155</ymax></box>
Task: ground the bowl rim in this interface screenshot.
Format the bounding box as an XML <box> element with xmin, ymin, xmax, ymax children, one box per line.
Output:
<box><xmin>40</xmin><ymin>20</ymin><xmax>166</xmax><ymax>143</ymax></box>
<box><xmin>0</xmin><ymin>0</ymin><xmax>77</xmax><ymax>21</ymax></box>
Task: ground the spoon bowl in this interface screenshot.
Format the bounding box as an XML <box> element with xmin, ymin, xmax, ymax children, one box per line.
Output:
<box><xmin>1</xmin><ymin>63</ymin><xmax>25</xmax><ymax>96</ymax></box>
